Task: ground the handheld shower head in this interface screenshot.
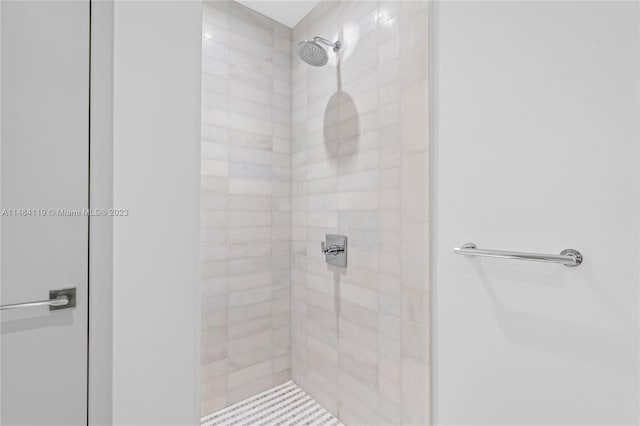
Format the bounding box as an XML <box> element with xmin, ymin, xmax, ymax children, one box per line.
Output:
<box><xmin>296</xmin><ymin>36</ymin><xmax>341</xmax><ymax>67</ymax></box>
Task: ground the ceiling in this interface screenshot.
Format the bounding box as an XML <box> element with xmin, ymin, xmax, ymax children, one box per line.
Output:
<box><xmin>234</xmin><ymin>0</ymin><xmax>320</xmax><ymax>28</ymax></box>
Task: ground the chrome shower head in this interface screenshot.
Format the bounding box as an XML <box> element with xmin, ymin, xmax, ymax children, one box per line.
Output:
<box><xmin>297</xmin><ymin>40</ymin><xmax>328</xmax><ymax>66</ymax></box>
<box><xmin>296</xmin><ymin>36</ymin><xmax>341</xmax><ymax>67</ymax></box>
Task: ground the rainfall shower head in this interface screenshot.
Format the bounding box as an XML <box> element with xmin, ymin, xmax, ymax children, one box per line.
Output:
<box><xmin>296</xmin><ymin>36</ymin><xmax>341</xmax><ymax>67</ymax></box>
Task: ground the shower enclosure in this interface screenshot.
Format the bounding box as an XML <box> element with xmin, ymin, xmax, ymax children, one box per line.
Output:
<box><xmin>200</xmin><ymin>0</ymin><xmax>430</xmax><ymax>424</ymax></box>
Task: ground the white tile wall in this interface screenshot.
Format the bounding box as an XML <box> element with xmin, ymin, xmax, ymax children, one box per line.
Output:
<box><xmin>200</xmin><ymin>0</ymin><xmax>292</xmax><ymax>416</ymax></box>
<box><xmin>201</xmin><ymin>1</ymin><xmax>429</xmax><ymax>423</ymax></box>
<box><xmin>291</xmin><ymin>1</ymin><xmax>430</xmax><ymax>425</ymax></box>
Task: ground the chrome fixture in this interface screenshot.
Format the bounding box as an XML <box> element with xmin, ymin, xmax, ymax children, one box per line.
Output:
<box><xmin>0</xmin><ymin>287</ymin><xmax>76</xmax><ymax>311</ymax></box>
<box><xmin>321</xmin><ymin>234</ymin><xmax>347</xmax><ymax>267</ymax></box>
<box><xmin>322</xmin><ymin>241</ymin><xmax>345</xmax><ymax>255</ymax></box>
<box><xmin>296</xmin><ymin>36</ymin><xmax>341</xmax><ymax>67</ymax></box>
<box><xmin>453</xmin><ymin>242</ymin><xmax>583</xmax><ymax>267</ymax></box>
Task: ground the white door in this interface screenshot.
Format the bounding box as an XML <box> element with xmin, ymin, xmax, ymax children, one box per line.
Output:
<box><xmin>433</xmin><ymin>2</ymin><xmax>639</xmax><ymax>425</ymax></box>
<box><xmin>1</xmin><ymin>1</ymin><xmax>89</xmax><ymax>425</ymax></box>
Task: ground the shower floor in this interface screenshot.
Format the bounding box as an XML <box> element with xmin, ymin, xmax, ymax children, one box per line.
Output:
<box><xmin>201</xmin><ymin>381</ymin><xmax>343</xmax><ymax>426</ymax></box>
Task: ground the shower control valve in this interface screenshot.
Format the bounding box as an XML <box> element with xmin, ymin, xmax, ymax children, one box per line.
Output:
<box><xmin>321</xmin><ymin>234</ymin><xmax>347</xmax><ymax>267</ymax></box>
<box><xmin>321</xmin><ymin>242</ymin><xmax>345</xmax><ymax>256</ymax></box>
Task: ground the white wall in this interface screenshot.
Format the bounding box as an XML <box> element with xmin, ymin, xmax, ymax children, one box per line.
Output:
<box><xmin>432</xmin><ymin>2</ymin><xmax>639</xmax><ymax>425</ymax></box>
<box><xmin>111</xmin><ymin>2</ymin><xmax>202</xmax><ymax>425</ymax></box>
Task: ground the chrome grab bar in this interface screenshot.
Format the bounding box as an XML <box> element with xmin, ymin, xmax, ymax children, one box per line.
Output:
<box><xmin>453</xmin><ymin>242</ymin><xmax>583</xmax><ymax>267</ymax></box>
<box><xmin>0</xmin><ymin>287</ymin><xmax>76</xmax><ymax>311</ymax></box>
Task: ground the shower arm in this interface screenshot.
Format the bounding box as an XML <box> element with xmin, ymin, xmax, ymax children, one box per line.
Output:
<box><xmin>313</xmin><ymin>36</ymin><xmax>341</xmax><ymax>52</ymax></box>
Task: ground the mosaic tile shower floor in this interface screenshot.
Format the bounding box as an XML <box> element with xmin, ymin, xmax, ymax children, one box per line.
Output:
<box><xmin>201</xmin><ymin>381</ymin><xmax>343</xmax><ymax>426</ymax></box>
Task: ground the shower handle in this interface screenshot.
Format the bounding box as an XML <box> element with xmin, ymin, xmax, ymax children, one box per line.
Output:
<box><xmin>321</xmin><ymin>241</ymin><xmax>345</xmax><ymax>256</ymax></box>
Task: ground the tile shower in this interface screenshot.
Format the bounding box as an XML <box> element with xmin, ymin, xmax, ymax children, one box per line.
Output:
<box><xmin>200</xmin><ymin>0</ymin><xmax>429</xmax><ymax>424</ymax></box>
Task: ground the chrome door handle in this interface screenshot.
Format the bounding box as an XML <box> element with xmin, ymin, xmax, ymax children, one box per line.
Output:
<box><xmin>0</xmin><ymin>287</ymin><xmax>76</xmax><ymax>311</ymax></box>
